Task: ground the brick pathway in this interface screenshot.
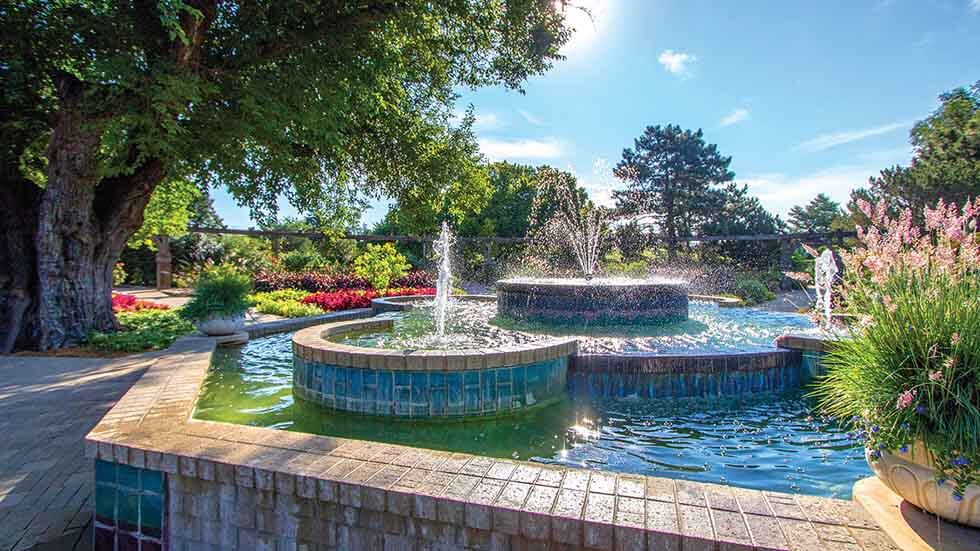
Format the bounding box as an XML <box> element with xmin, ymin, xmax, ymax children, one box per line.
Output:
<box><xmin>0</xmin><ymin>354</ymin><xmax>157</xmax><ymax>550</ymax></box>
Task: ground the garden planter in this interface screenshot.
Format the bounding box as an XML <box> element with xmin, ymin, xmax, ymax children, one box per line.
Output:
<box><xmin>196</xmin><ymin>313</ymin><xmax>246</xmax><ymax>336</ymax></box>
<box><xmin>868</xmin><ymin>441</ymin><xmax>980</xmax><ymax>528</ymax></box>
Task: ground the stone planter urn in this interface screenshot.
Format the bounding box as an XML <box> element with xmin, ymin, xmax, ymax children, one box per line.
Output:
<box><xmin>196</xmin><ymin>312</ymin><xmax>246</xmax><ymax>336</ymax></box>
<box><xmin>867</xmin><ymin>441</ymin><xmax>980</xmax><ymax>528</ymax></box>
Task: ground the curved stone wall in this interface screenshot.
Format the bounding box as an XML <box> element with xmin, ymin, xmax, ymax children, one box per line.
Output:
<box><xmin>568</xmin><ymin>349</ymin><xmax>805</xmax><ymax>399</ymax></box>
<box><xmin>292</xmin><ymin>320</ymin><xmax>576</xmax><ymax>418</ymax></box>
<box><xmin>496</xmin><ymin>278</ymin><xmax>689</xmax><ymax>325</ymax></box>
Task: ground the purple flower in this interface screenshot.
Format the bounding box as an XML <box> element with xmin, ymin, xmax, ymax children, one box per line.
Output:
<box><xmin>938</xmin><ymin>478</ymin><xmax>946</xmax><ymax>486</ymax></box>
<box><xmin>900</xmin><ymin>445</ymin><xmax>909</xmax><ymax>453</ymax></box>
<box><xmin>916</xmin><ymin>404</ymin><xmax>926</xmax><ymax>414</ymax></box>
<box><xmin>871</xmin><ymin>450</ymin><xmax>882</xmax><ymax>459</ymax></box>
<box><xmin>951</xmin><ymin>456</ymin><xmax>970</xmax><ymax>467</ymax></box>
<box><xmin>953</xmin><ymin>493</ymin><xmax>963</xmax><ymax>502</ymax></box>
<box><xmin>871</xmin><ymin>425</ymin><xmax>880</xmax><ymax>433</ymax></box>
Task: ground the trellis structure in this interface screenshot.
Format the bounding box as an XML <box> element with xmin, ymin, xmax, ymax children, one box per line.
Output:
<box><xmin>148</xmin><ymin>227</ymin><xmax>854</xmax><ymax>289</ymax></box>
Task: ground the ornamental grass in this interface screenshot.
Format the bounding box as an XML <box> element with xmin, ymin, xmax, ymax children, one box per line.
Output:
<box><xmin>813</xmin><ymin>198</ymin><xmax>980</xmax><ymax>497</ymax></box>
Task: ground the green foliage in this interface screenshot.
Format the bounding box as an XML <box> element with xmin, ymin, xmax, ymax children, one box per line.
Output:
<box><xmin>602</xmin><ymin>247</ymin><xmax>654</xmax><ymax>277</ymax></box>
<box><xmin>353</xmin><ymin>243</ymin><xmax>411</xmax><ymax>291</ymax></box>
<box><xmin>814</xmin><ymin>271</ymin><xmax>980</xmax><ymax>494</ymax></box>
<box><xmin>249</xmin><ymin>290</ymin><xmax>321</xmax><ymax>318</ymax></box>
<box><xmin>282</xmin><ymin>249</ymin><xmax>327</xmax><ymax>273</ymax></box>
<box><xmin>88</xmin><ymin>310</ymin><xmax>193</xmax><ymax>352</ymax></box>
<box><xmin>1</xmin><ymin>1</ymin><xmax>572</xmax><ymax>227</ymax></box>
<box><xmin>851</xmin><ymin>81</ymin><xmax>980</xmax><ymax>223</ymax></box>
<box><xmin>788</xmin><ymin>194</ymin><xmax>845</xmax><ymax>234</ymax></box>
<box><xmin>733</xmin><ymin>277</ymin><xmax>775</xmax><ymax>306</ymax></box>
<box><xmin>129</xmin><ymin>179</ymin><xmax>202</xmax><ymax>248</ymax></box>
<box><xmin>180</xmin><ymin>265</ymin><xmax>252</xmax><ymax>321</ymax></box>
<box><xmin>614</xmin><ymin>125</ymin><xmax>735</xmax><ymax>256</ymax></box>
<box><xmin>698</xmin><ymin>183</ymin><xmax>784</xmax><ymax>268</ymax></box>
<box><xmin>113</xmin><ymin>263</ymin><xmax>127</xmax><ymax>286</ymax></box>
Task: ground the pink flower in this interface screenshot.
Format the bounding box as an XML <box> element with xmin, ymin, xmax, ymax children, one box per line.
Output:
<box><xmin>951</xmin><ymin>333</ymin><xmax>961</xmax><ymax>346</ymax></box>
<box><xmin>943</xmin><ymin>356</ymin><xmax>957</xmax><ymax>370</ymax></box>
<box><xmin>929</xmin><ymin>370</ymin><xmax>943</xmax><ymax>382</ymax></box>
<box><xmin>896</xmin><ymin>389</ymin><xmax>917</xmax><ymax>410</ymax></box>
<box><xmin>882</xmin><ymin>295</ymin><xmax>897</xmax><ymax>313</ymax></box>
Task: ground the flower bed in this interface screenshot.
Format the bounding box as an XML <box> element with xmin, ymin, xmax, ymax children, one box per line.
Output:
<box><xmin>111</xmin><ymin>293</ymin><xmax>170</xmax><ymax>312</ymax></box>
<box><xmin>301</xmin><ymin>287</ymin><xmax>436</xmax><ymax>312</ymax></box>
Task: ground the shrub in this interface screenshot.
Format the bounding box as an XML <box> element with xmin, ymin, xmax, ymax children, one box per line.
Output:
<box><xmin>813</xmin><ymin>198</ymin><xmax>980</xmax><ymax>497</ymax></box>
<box><xmin>353</xmin><ymin>243</ymin><xmax>410</xmax><ymax>290</ymax></box>
<box><xmin>113</xmin><ymin>263</ymin><xmax>127</xmax><ymax>286</ymax></box>
<box><xmin>180</xmin><ymin>265</ymin><xmax>252</xmax><ymax>322</ymax></box>
<box><xmin>733</xmin><ymin>277</ymin><xmax>774</xmax><ymax>306</ymax></box>
<box><xmin>111</xmin><ymin>293</ymin><xmax>169</xmax><ymax>312</ymax></box>
<box><xmin>391</xmin><ymin>269</ymin><xmax>435</xmax><ymax>288</ymax></box>
<box><xmin>89</xmin><ymin>309</ymin><xmax>193</xmax><ymax>352</ymax></box>
<box><xmin>249</xmin><ymin>290</ymin><xmax>322</xmax><ymax>318</ymax></box>
<box><xmin>282</xmin><ymin>249</ymin><xmax>327</xmax><ymax>272</ymax></box>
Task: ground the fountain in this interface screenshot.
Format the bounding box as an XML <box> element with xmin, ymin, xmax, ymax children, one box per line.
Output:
<box><xmin>496</xmin><ymin>167</ymin><xmax>689</xmax><ymax>325</ymax></box>
<box><xmin>814</xmin><ymin>248</ymin><xmax>839</xmax><ymax>326</ymax></box>
<box><xmin>432</xmin><ymin>221</ymin><xmax>454</xmax><ymax>339</ymax></box>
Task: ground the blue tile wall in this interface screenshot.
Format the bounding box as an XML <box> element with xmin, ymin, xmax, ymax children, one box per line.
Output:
<box><xmin>567</xmin><ymin>350</ymin><xmax>819</xmax><ymax>400</ymax></box>
<box><xmin>94</xmin><ymin>459</ymin><xmax>166</xmax><ymax>551</ymax></box>
<box><xmin>294</xmin><ymin>356</ymin><xmax>569</xmax><ymax>418</ymax></box>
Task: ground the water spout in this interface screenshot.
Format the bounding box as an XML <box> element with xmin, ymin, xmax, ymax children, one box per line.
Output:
<box><xmin>814</xmin><ymin>249</ymin><xmax>838</xmax><ymax>326</ymax></box>
<box><xmin>433</xmin><ymin>221</ymin><xmax>454</xmax><ymax>339</ymax></box>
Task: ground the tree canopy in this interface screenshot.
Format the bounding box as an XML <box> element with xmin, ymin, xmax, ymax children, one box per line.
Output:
<box><xmin>0</xmin><ymin>1</ymin><xmax>573</xmax><ymax>350</ymax></box>
<box><xmin>613</xmin><ymin>125</ymin><xmax>735</xmax><ymax>256</ymax></box>
<box><xmin>850</xmin><ymin>81</ymin><xmax>980</xmax><ymax>221</ymax></box>
<box><xmin>787</xmin><ymin>193</ymin><xmax>845</xmax><ymax>234</ymax></box>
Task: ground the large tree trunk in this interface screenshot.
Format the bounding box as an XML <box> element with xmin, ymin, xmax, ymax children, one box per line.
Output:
<box><xmin>0</xmin><ymin>178</ymin><xmax>42</xmax><ymax>352</ymax></box>
<box><xmin>0</xmin><ymin>74</ymin><xmax>164</xmax><ymax>352</ymax></box>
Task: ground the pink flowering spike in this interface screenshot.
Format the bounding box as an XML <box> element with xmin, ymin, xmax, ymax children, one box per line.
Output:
<box><xmin>896</xmin><ymin>389</ymin><xmax>917</xmax><ymax>410</ymax></box>
<box><xmin>929</xmin><ymin>369</ymin><xmax>944</xmax><ymax>381</ymax></box>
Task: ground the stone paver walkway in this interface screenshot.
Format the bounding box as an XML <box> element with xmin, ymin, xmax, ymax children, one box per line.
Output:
<box><xmin>0</xmin><ymin>353</ymin><xmax>158</xmax><ymax>550</ymax></box>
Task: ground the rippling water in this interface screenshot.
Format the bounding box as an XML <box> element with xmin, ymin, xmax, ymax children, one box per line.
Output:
<box><xmin>337</xmin><ymin>299</ymin><xmax>820</xmax><ymax>354</ymax></box>
<box><xmin>195</xmin><ymin>332</ymin><xmax>868</xmax><ymax>498</ymax></box>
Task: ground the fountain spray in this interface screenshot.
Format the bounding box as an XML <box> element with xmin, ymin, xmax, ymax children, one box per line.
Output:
<box><xmin>433</xmin><ymin>221</ymin><xmax>454</xmax><ymax>338</ymax></box>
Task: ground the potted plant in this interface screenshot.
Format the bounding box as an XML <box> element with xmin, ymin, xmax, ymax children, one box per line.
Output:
<box><xmin>814</xmin><ymin>198</ymin><xmax>980</xmax><ymax>527</ymax></box>
<box><xmin>180</xmin><ymin>264</ymin><xmax>252</xmax><ymax>336</ymax></box>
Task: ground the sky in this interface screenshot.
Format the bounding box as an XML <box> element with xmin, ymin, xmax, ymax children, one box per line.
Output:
<box><xmin>211</xmin><ymin>0</ymin><xmax>980</xmax><ymax>230</ymax></box>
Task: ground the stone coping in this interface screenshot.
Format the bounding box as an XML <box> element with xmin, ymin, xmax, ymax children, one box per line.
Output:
<box><xmin>571</xmin><ymin>348</ymin><xmax>800</xmax><ymax>374</ymax></box>
<box><xmin>775</xmin><ymin>333</ymin><xmax>835</xmax><ymax>353</ymax></box>
<box><xmin>371</xmin><ymin>294</ymin><xmax>495</xmax><ymax>313</ymax></box>
<box><xmin>82</xmin><ymin>314</ymin><xmax>901</xmax><ymax>551</ymax></box>
<box><xmin>293</xmin><ymin>318</ymin><xmax>578</xmax><ymax>371</ymax></box>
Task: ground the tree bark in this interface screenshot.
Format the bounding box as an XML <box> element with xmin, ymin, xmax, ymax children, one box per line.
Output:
<box><xmin>0</xmin><ymin>178</ymin><xmax>42</xmax><ymax>353</ymax></box>
<box><xmin>0</xmin><ymin>74</ymin><xmax>165</xmax><ymax>351</ymax></box>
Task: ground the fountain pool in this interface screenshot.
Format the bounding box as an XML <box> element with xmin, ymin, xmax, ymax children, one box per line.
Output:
<box><xmin>195</xmin><ymin>330</ymin><xmax>866</xmax><ymax>498</ymax></box>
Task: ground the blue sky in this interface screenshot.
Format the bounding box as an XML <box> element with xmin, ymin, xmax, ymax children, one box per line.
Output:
<box><xmin>212</xmin><ymin>0</ymin><xmax>980</xmax><ymax>229</ymax></box>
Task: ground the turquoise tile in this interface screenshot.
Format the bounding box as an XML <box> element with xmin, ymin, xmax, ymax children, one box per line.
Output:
<box><xmin>96</xmin><ymin>459</ymin><xmax>116</xmax><ymax>485</ymax></box>
<box><xmin>141</xmin><ymin>470</ymin><xmax>163</xmax><ymax>494</ymax></box>
<box><xmin>117</xmin><ymin>490</ymin><xmax>139</xmax><ymax>531</ymax></box>
<box><xmin>118</xmin><ymin>464</ymin><xmax>139</xmax><ymax>490</ymax></box>
<box><xmin>140</xmin><ymin>493</ymin><xmax>163</xmax><ymax>535</ymax></box>
<box><xmin>95</xmin><ymin>485</ymin><xmax>116</xmax><ymax>523</ymax></box>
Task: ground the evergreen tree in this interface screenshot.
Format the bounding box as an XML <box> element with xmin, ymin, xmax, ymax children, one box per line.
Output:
<box><xmin>787</xmin><ymin>193</ymin><xmax>845</xmax><ymax>234</ymax></box>
<box><xmin>613</xmin><ymin>125</ymin><xmax>735</xmax><ymax>257</ymax></box>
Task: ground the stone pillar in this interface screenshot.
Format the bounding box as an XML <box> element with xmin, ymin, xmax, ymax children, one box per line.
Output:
<box><xmin>153</xmin><ymin>235</ymin><xmax>172</xmax><ymax>290</ymax></box>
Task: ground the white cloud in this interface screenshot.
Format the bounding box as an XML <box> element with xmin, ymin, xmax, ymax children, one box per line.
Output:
<box><xmin>741</xmin><ymin>150</ymin><xmax>907</xmax><ymax>216</ymax></box>
<box><xmin>971</xmin><ymin>0</ymin><xmax>980</xmax><ymax>13</ymax></box>
<box><xmin>451</xmin><ymin>108</ymin><xmax>505</xmax><ymax>131</ymax></box>
<box><xmin>720</xmin><ymin>108</ymin><xmax>750</xmax><ymax>127</ymax></box>
<box><xmin>794</xmin><ymin>121</ymin><xmax>909</xmax><ymax>153</ymax></box>
<box><xmin>572</xmin><ymin>158</ymin><xmax>620</xmax><ymax>208</ymax></box>
<box><xmin>657</xmin><ymin>50</ymin><xmax>697</xmax><ymax>77</ymax></box>
<box><xmin>477</xmin><ymin>137</ymin><xmax>564</xmax><ymax>161</ymax></box>
<box><xmin>518</xmin><ymin>109</ymin><xmax>544</xmax><ymax>126</ymax></box>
